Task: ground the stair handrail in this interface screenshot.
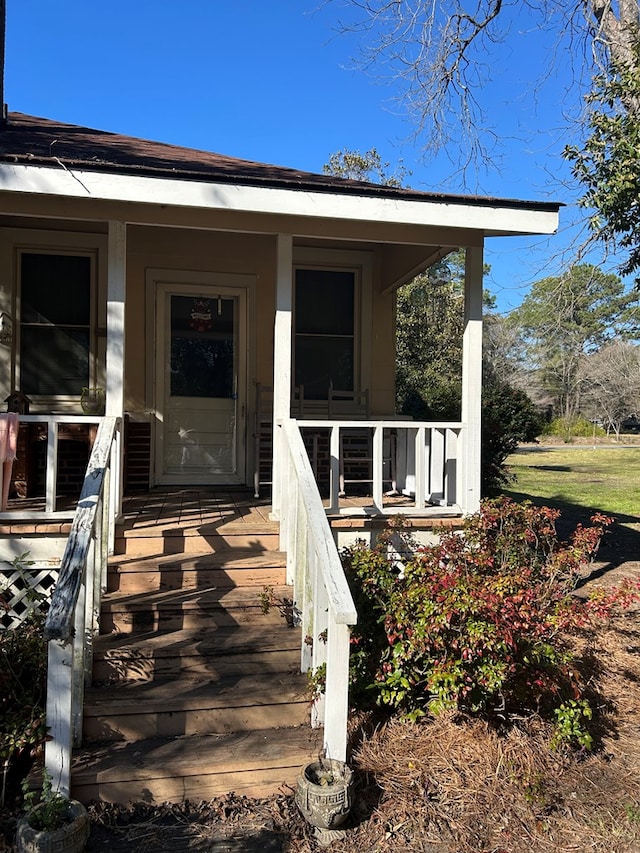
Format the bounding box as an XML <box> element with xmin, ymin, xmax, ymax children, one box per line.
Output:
<box><xmin>43</xmin><ymin>415</ymin><xmax>120</xmax><ymax>797</ymax></box>
<box><xmin>279</xmin><ymin>418</ymin><xmax>357</xmax><ymax>763</ymax></box>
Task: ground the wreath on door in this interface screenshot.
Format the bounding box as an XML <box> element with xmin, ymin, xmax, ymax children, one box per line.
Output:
<box><xmin>189</xmin><ymin>298</ymin><xmax>213</xmax><ymax>332</ymax></box>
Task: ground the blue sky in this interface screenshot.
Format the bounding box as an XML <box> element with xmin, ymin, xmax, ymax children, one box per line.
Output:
<box><xmin>4</xmin><ymin>1</ymin><xmax>599</xmax><ymax>310</ymax></box>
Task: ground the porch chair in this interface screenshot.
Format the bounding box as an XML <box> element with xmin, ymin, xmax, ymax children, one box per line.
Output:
<box><xmin>253</xmin><ymin>383</ymin><xmax>307</xmax><ymax>497</ymax></box>
<box><xmin>253</xmin><ymin>383</ymin><xmax>273</xmax><ymax>498</ymax></box>
<box><xmin>327</xmin><ymin>382</ymin><xmax>397</xmax><ymax>497</ymax></box>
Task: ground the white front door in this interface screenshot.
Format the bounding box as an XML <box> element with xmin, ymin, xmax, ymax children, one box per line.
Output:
<box><xmin>155</xmin><ymin>283</ymin><xmax>246</xmax><ymax>485</ymax></box>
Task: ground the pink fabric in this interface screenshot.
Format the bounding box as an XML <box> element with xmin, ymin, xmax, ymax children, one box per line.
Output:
<box><xmin>0</xmin><ymin>414</ymin><xmax>19</xmax><ymax>510</ymax></box>
<box><xmin>2</xmin><ymin>460</ymin><xmax>12</xmax><ymax>511</ymax></box>
<box><xmin>0</xmin><ymin>412</ymin><xmax>18</xmax><ymax>461</ymax></box>
<box><xmin>5</xmin><ymin>413</ymin><xmax>18</xmax><ymax>462</ymax></box>
<box><xmin>0</xmin><ymin>416</ymin><xmax>8</xmax><ymax>463</ymax></box>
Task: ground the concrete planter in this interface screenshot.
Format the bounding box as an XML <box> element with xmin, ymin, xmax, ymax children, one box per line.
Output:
<box><xmin>16</xmin><ymin>800</ymin><xmax>90</xmax><ymax>853</ymax></box>
<box><xmin>295</xmin><ymin>758</ymin><xmax>354</xmax><ymax>830</ymax></box>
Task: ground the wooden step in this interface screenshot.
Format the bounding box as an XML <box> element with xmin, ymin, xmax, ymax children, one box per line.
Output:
<box><xmin>81</xmin><ymin>498</ymin><xmax>314</xmax><ymax>803</ymax></box>
<box><xmin>94</xmin><ymin>645</ymin><xmax>300</xmax><ymax>683</ymax></box>
<box><xmin>114</xmin><ymin>521</ymin><xmax>280</xmax><ymax>557</ymax></box>
<box><xmin>106</xmin><ymin>550</ymin><xmax>287</xmax><ymax>594</ymax></box>
<box><xmin>93</xmin><ymin>623</ymin><xmax>300</xmax><ymax>682</ymax></box>
<box><xmin>99</xmin><ymin>584</ymin><xmax>293</xmax><ymax>634</ymax></box>
<box><xmin>72</xmin><ymin>726</ymin><xmax>322</xmax><ymax>803</ymax></box>
<box><xmin>82</xmin><ymin>672</ymin><xmax>311</xmax><ymax>741</ymax></box>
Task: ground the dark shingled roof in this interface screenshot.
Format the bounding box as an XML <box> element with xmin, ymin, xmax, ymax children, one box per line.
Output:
<box><xmin>0</xmin><ymin>112</ymin><xmax>561</xmax><ymax>212</ymax></box>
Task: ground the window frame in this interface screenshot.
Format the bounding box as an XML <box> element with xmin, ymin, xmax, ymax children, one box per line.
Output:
<box><xmin>16</xmin><ymin>245</ymin><xmax>100</xmax><ymax>408</ymax></box>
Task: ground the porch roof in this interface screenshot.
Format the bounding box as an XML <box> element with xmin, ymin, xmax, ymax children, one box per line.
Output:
<box><xmin>0</xmin><ymin>112</ymin><xmax>561</xmax><ymax>235</ymax></box>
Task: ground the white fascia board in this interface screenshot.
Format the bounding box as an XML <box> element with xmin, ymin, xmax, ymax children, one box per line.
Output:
<box><xmin>0</xmin><ymin>163</ymin><xmax>559</xmax><ymax>237</ymax></box>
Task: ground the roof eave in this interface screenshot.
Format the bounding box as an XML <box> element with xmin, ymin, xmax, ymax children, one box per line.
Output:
<box><xmin>0</xmin><ymin>162</ymin><xmax>561</xmax><ymax>238</ymax></box>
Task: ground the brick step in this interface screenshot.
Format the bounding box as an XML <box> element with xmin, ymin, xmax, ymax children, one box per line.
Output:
<box><xmin>100</xmin><ymin>584</ymin><xmax>292</xmax><ymax>634</ymax></box>
<box><xmin>114</xmin><ymin>521</ymin><xmax>280</xmax><ymax>557</ymax></box>
<box><xmin>107</xmin><ymin>550</ymin><xmax>287</xmax><ymax>594</ymax></box>
<box><xmin>93</xmin><ymin>623</ymin><xmax>300</xmax><ymax>682</ymax></box>
<box><xmin>72</xmin><ymin>726</ymin><xmax>322</xmax><ymax>803</ymax></box>
<box><xmin>82</xmin><ymin>672</ymin><xmax>311</xmax><ymax>742</ymax></box>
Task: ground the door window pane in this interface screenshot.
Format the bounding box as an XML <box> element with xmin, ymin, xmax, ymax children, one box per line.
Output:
<box><xmin>295</xmin><ymin>269</ymin><xmax>355</xmax><ymax>399</ymax></box>
<box><xmin>20</xmin><ymin>253</ymin><xmax>91</xmax><ymax>396</ymax></box>
<box><xmin>170</xmin><ymin>295</ymin><xmax>235</xmax><ymax>398</ymax></box>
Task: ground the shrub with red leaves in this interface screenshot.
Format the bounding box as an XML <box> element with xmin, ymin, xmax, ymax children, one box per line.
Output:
<box><xmin>342</xmin><ymin>498</ymin><xmax>639</xmax><ymax>747</ymax></box>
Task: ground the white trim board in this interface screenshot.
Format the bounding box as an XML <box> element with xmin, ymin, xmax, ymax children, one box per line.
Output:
<box><xmin>0</xmin><ymin>164</ymin><xmax>560</xmax><ymax>237</ymax></box>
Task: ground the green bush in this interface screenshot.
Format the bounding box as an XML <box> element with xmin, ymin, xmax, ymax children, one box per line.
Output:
<box><xmin>481</xmin><ymin>382</ymin><xmax>545</xmax><ymax>495</ymax></box>
<box><xmin>542</xmin><ymin>416</ymin><xmax>606</xmax><ymax>440</ymax></box>
<box><xmin>341</xmin><ymin>499</ymin><xmax>638</xmax><ymax>748</ymax></box>
<box><xmin>0</xmin><ymin>560</ymin><xmax>48</xmax><ymax>807</ymax></box>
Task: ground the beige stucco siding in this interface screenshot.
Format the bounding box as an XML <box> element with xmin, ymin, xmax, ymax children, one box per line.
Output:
<box><xmin>0</xmin><ymin>220</ymin><xmax>399</xmax><ymax>425</ymax></box>
<box><xmin>125</xmin><ymin>226</ymin><xmax>277</xmax><ymax>415</ymax></box>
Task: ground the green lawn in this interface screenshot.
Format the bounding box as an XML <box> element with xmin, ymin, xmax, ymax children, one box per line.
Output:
<box><xmin>503</xmin><ymin>446</ymin><xmax>640</xmax><ymax>521</ymax></box>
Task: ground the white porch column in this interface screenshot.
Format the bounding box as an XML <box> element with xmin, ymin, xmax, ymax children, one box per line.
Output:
<box><xmin>106</xmin><ymin>221</ymin><xmax>126</xmax><ymax>517</ymax></box>
<box><xmin>271</xmin><ymin>234</ymin><xmax>293</xmax><ymax>520</ymax></box>
<box><xmin>460</xmin><ymin>245</ymin><xmax>483</xmax><ymax>514</ymax></box>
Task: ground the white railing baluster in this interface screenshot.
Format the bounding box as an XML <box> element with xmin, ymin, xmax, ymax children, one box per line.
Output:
<box><xmin>372</xmin><ymin>424</ymin><xmax>383</xmax><ymax>510</ymax></box>
<box><xmin>279</xmin><ymin>448</ymin><xmax>290</xmax><ymax>553</ymax></box>
<box><xmin>71</xmin><ymin>576</ymin><xmax>86</xmax><ymax>748</ymax></box>
<box><xmin>285</xmin><ymin>455</ymin><xmax>298</xmax><ymax>586</ymax></box>
<box><xmin>414</xmin><ymin>426</ymin><xmax>426</xmax><ymax>509</ymax></box>
<box><xmin>45</xmin><ymin>421</ymin><xmax>58</xmax><ymax>515</ymax></box>
<box><xmin>324</xmin><ymin>619</ymin><xmax>351</xmax><ymax>763</ymax></box>
<box><xmin>300</xmin><ymin>522</ymin><xmax>314</xmax><ymax>673</ymax></box>
<box><xmin>101</xmin><ymin>474</ymin><xmax>110</xmax><ymax>585</ymax></box>
<box><xmin>108</xmin><ymin>433</ymin><xmax>117</xmax><ymax>554</ymax></box>
<box><xmin>311</xmin><ymin>578</ymin><xmax>329</xmax><ymax>729</ymax></box>
<box><xmin>45</xmin><ymin>640</ymin><xmax>73</xmax><ymax>798</ymax></box>
<box><xmin>329</xmin><ymin>424</ymin><xmax>340</xmax><ymax>513</ymax></box>
<box><xmin>83</xmin><ymin>530</ymin><xmax>100</xmax><ymax>688</ymax></box>
<box><xmin>430</xmin><ymin>428</ymin><xmax>446</xmax><ymax>504</ymax></box>
<box><xmin>445</xmin><ymin>428</ymin><xmax>457</xmax><ymax>505</ymax></box>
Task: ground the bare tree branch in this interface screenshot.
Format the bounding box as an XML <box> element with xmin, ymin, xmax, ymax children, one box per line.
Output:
<box><xmin>327</xmin><ymin>0</ymin><xmax>640</xmax><ymax>176</ymax></box>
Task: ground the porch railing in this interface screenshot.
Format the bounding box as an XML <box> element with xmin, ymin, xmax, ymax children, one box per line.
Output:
<box><xmin>278</xmin><ymin>418</ymin><xmax>357</xmax><ymax>763</ymax></box>
<box><xmin>296</xmin><ymin>419</ymin><xmax>463</xmax><ymax>514</ymax></box>
<box><xmin>42</xmin><ymin>416</ymin><xmax>119</xmax><ymax>797</ymax></box>
<box><xmin>0</xmin><ymin>414</ymin><xmax>108</xmax><ymax>520</ymax></box>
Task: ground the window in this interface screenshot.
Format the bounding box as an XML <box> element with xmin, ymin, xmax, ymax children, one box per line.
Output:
<box><xmin>169</xmin><ymin>294</ymin><xmax>235</xmax><ymax>399</ymax></box>
<box><xmin>20</xmin><ymin>253</ymin><xmax>92</xmax><ymax>396</ymax></box>
<box><xmin>294</xmin><ymin>268</ymin><xmax>355</xmax><ymax>399</ymax></box>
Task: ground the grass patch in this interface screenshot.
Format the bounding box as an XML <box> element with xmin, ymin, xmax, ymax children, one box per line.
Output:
<box><xmin>503</xmin><ymin>446</ymin><xmax>640</xmax><ymax>520</ymax></box>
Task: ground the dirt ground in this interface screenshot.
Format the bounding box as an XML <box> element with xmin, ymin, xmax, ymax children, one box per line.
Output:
<box><xmin>2</xmin><ymin>510</ymin><xmax>640</xmax><ymax>853</ymax></box>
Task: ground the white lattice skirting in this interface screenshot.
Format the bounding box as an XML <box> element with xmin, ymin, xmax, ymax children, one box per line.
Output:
<box><xmin>0</xmin><ymin>563</ymin><xmax>59</xmax><ymax>629</ymax></box>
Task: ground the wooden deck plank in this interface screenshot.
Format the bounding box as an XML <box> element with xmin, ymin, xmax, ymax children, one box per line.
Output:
<box><xmin>84</xmin><ymin>672</ymin><xmax>310</xmax><ymax>713</ymax></box>
<box><xmin>74</xmin><ymin>727</ymin><xmax>320</xmax><ymax>784</ymax></box>
<box><xmin>93</xmin><ymin>624</ymin><xmax>301</xmax><ymax>659</ymax></box>
<box><xmin>101</xmin><ymin>583</ymin><xmax>291</xmax><ymax>609</ymax></box>
<box><xmin>109</xmin><ymin>551</ymin><xmax>287</xmax><ymax>571</ymax></box>
<box><xmin>93</xmin><ymin>648</ymin><xmax>301</xmax><ymax>683</ymax></box>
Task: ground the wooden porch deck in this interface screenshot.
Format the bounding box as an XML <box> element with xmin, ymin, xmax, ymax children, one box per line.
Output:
<box><xmin>116</xmin><ymin>487</ymin><xmax>460</xmax><ymax>531</ymax></box>
<box><xmin>0</xmin><ymin>484</ymin><xmax>461</xmax><ymax>562</ymax></box>
<box><xmin>118</xmin><ymin>489</ymin><xmax>274</xmax><ymax>533</ymax></box>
